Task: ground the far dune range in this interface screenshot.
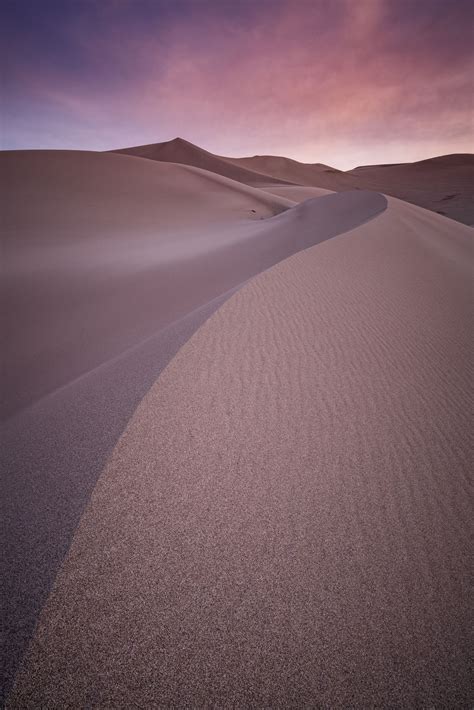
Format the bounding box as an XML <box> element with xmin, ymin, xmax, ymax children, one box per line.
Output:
<box><xmin>114</xmin><ymin>138</ymin><xmax>474</xmax><ymax>225</ymax></box>
<box><xmin>2</xmin><ymin>139</ymin><xmax>473</xmax><ymax>706</ymax></box>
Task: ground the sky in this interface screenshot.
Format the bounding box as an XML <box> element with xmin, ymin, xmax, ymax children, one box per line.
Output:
<box><xmin>1</xmin><ymin>0</ymin><xmax>473</xmax><ymax>169</ymax></box>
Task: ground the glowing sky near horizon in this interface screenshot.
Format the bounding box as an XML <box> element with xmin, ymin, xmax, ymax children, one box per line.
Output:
<box><xmin>1</xmin><ymin>0</ymin><xmax>473</xmax><ymax>169</ymax></box>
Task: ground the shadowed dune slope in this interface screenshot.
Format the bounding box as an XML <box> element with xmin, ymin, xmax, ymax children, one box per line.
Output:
<box><xmin>9</xmin><ymin>199</ymin><xmax>473</xmax><ymax>708</ymax></box>
<box><xmin>2</xmin><ymin>147</ymin><xmax>386</xmax><ymax>697</ymax></box>
<box><xmin>261</xmin><ymin>185</ymin><xmax>333</xmax><ymax>201</ymax></box>
<box><xmin>242</xmin><ymin>152</ymin><xmax>474</xmax><ymax>224</ymax></box>
<box><xmin>1</xmin><ymin>149</ymin><xmax>293</xmax><ymax>418</ymax></box>
<box><xmin>347</xmin><ymin>153</ymin><xmax>474</xmax><ymax>225</ymax></box>
<box><xmin>1</xmin><ymin>285</ymin><xmax>242</xmax><ymax>702</ymax></box>
<box><xmin>2</xmin><ymin>149</ymin><xmax>385</xmax><ymax>419</ymax></box>
<box><xmin>111</xmin><ymin>140</ymin><xmax>474</xmax><ymax>223</ymax></box>
<box><xmin>226</xmin><ymin>152</ymin><xmax>355</xmax><ymax>190</ymax></box>
<box><xmin>111</xmin><ymin>137</ymin><xmax>293</xmax><ymax>187</ymax></box>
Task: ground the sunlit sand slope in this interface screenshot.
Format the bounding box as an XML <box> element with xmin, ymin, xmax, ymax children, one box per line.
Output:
<box><xmin>2</xmin><ymin>147</ymin><xmax>387</xmax><ymax>696</ymax></box>
<box><xmin>9</xmin><ymin>199</ymin><xmax>473</xmax><ymax>708</ymax></box>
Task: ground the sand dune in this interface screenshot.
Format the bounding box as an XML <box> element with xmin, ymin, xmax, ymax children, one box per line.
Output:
<box><xmin>8</xmin><ymin>197</ymin><xmax>472</xmax><ymax>708</ymax></box>
<box><xmin>2</xmin><ymin>150</ymin><xmax>386</xmax><ymax>419</ymax></box>
<box><xmin>3</xmin><ymin>139</ymin><xmax>472</xmax><ymax>707</ymax></box>
<box><xmin>2</xmin><ymin>148</ymin><xmax>388</xmax><ymax>698</ymax></box>
<box><xmin>2</xmin><ymin>149</ymin><xmax>293</xmax><ymax>418</ymax></box>
<box><xmin>227</xmin><ymin>152</ymin><xmax>355</xmax><ymax>190</ymax></box>
<box><xmin>238</xmin><ymin>152</ymin><xmax>474</xmax><ymax>224</ymax></box>
<box><xmin>261</xmin><ymin>185</ymin><xmax>333</xmax><ymax>201</ymax></box>
<box><xmin>111</xmin><ymin>139</ymin><xmax>474</xmax><ymax>223</ymax></box>
<box><xmin>111</xmin><ymin>137</ymin><xmax>292</xmax><ymax>187</ymax></box>
<box><xmin>347</xmin><ymin>153</ymin><xmax>474</xmax><ymax>225</ymax></box>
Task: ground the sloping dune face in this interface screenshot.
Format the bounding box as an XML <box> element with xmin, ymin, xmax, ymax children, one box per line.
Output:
<box><xmin>2</xmin><ymin>150</ymin><xmax>293</xmax><ymax>418</ymax></box>
<box><xmin>261</xmin><ymin>185</ymin><xmax>333</xmax><ymax>201</ymax></box>
<box><xmin>229</xmin><ymin>152</ymin><xmax>474</xmax><ymax>224</ymax></box>
<box><xmin>113</xmin><ymin>140</ymin><xmax>474</xmax><ymax>224</ymax></box>
<box><xmin>112</xmin><ymin>137</ymin><xmax>291</xmax><ymax>187</ymax></box>
<box><xmin>2</xmin><ymin>149</ymin><xmax>387</xmax><ymax>419</ymax></box>
<box><xmin>10</xmin><ymin>199</ymin><xmax>473</xmax><ymax>707</ymax></box>
<box><xmin>227</xmin><ymin>153</ymin><xmax>355</xmax><ymax>190</ymax></box>
<box><xmin>347</xmin><ymin>154</ymin><xmax>474</xmax><ymax>225</ymax></box>
<box><xmin>2</xmin><ymin>147</ymin><xmax>388</xmax><ymax>697</ymax></box>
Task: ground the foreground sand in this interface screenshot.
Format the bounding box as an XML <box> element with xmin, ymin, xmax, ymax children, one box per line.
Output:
<box><xmin>7</xmin><ymin>195</ymin><xmax>473</xmax><ymax>707</ymax></box>
<box><xmin>2</xmin><ymin>149</ymin><xmax>387</xmax><ymax>699</ymax></box>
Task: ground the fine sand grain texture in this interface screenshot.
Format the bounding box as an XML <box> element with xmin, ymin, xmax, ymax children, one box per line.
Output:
<box><xmin>2</xmin><ymin>147</ymin><xmax>387</xmax><ymax>696</ymax></box>
<box><xmin>9</xmin><ymin>198</ymin><xmax>473</xmax><ymax>708</ymax></box>
<box><xmin>2</xmin><ymin>149</ymin><xmax>385</xmax><ymax>419</ymax></box>
<box><xmin>1</xmin><ymin>286</ymin><xmax>242</xmax><ymax>700</ymax></box>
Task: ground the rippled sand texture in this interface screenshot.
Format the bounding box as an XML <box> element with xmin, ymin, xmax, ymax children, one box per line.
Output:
<box><xmin>2</xmin><ymin>148</ymin><xmax>386</xmax><ymax>698</ymax></box>
<box><xmin>9</xmin><ymin>198</ymin><xmax>473</xmax><ymax>708</ymax></box>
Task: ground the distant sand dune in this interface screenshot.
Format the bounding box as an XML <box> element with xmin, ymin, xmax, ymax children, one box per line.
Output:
<box><xmin>2</xmin><ymin>150</ymin><xmax>385</xmax><ymax>418</ymax></box>
<box><xmin>111</xmin><ymin>137</ymin><xmax>293</xmax><ymax>187</ymax></box>
<box><xmin>226</xmin><ymin>152</ymin><xmax>355</xmax><ymax>190</ymax></box>
<box><xmin>346</xmin><ymin>154</ymin><xmax>474</xmax><ymax>225</ymax></box>
<box><xmin>233</xmin><ymin>153</ymin><xmax>474</xmax><ymax>224</ymax></box>
<box><xmin>9</xmin><ymin>198</ymin><xmax>473</xmax><ymax>708</ymax></box>
<box><xmin>1</xmin><ymin>150</ymin><xmax>291</xmax><ymax>418</ymax></box>
<box><xmin>112</xmin><ymin>139</ymin><xmax>474</xmax><ymax>224</ymax></box>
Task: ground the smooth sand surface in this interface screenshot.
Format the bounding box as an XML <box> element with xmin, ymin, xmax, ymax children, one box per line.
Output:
<box><xmin>235</xmin><ymin>152</ymin><xmax>474</xmax><ymax>225</ymax></box>
<box><xmin>9</xmin><ymin>198</ymin><xmax>473</xmax><ymax>707</ymax></box>
<box><xmin>119</xmin><ymin>139</ymin><xmax>473</xmax><ymax>224</ymax></box>
<box><xmin>2</xmin><ymin>148</ymin><xmax>388</xmax><ymax>698</ymax></box>
<box><xmin>1</xmin><ymin>150</ymin><xmax>293</xmax><ymax>418</ymax></box>
<box><xmin>347</xmin><ymin>154</ymin><xmax>474</xmax><ymax>225</ymax></box>
<box><xmin>112</xmin><ymin>137</ymin><xmax>292</xmax><ymax>187</ymax></box>
<box><xmin>2</xmin><ymin>151</ymin><xmax>387</xmax><ymax>419</ymax></box>
<box><xmin>261</xmin><ymin>185</ymin><xmax>333</xmax><ymax>201</ymax></box>
<box><xmin>227</xmin><ymin>153</ymin><xmax>355</xmax><ymax>190</ymax></box>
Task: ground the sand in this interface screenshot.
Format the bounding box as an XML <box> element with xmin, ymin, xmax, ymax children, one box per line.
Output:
<box><xmin>261</xmin><ymin>185</ymin><xmax>333</xmax><ymax>201</ymax></box>
<box><xmin>2</xmin><ymin>148</ymin><xmax>388</xmax><ymax>700</ymax></box>
<box><xmin>232</xmin><ymin>153</ymin><xmax>474</xmax><ymax>224</ymax></box>
<box><xmin>7</xmin><ymin>193</ymin><xmax>473</xmax><ymax>707</ymax></box>
<box><xmin>227</xmin><ymin>152</ymin><xmax>355</xmax><ymax>190</ymax></box>
<box><xmin>112</xmin><ymin>137</ymin><xmax>292</xmax><ymax>187</ymax></box>
<box><xmin>1</xmin><ymin>150</ymin><xmax>294</xmax><ymax>418</ymax></box>
<box><xmin>346</xmin><ymin>154</ymin><xmax>474</xmax><ymax>225</ymax></box>
<box><xmin>113</xmin><ymin>139</ymin><xmax>474</xmax><ymax>224</ymax></box>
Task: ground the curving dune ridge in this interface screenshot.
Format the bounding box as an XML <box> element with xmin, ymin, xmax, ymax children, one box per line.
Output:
<box><xmin>8</xmin><ymin>196</ymin><xmax>473</xmax><ymax>708</ymax></box>
<box><xmin>2</xmin><ymin>148</ymin><xmax>386</xmax><ymax>700</ymax></box>
<box><xmin>2</xmin><ymin>141</ymin><xmax>473</xmax><ymax>707</ymax></box>
<box><xmin>112</xmin><ymin>138</ymin><xmax>474</xmax><ymax>224</ymax></box>
<box><xmin>1</xmin><ymin>150</ymin><xmax>291</xmax><ymax>418</ymax></box>
<box><xmin>111</xmin><ymin>137</ymin><xmax>293</xmax><ymax>187</ymax></box>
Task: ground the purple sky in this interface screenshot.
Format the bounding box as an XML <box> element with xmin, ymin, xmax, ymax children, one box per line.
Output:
<box><xmin>1</xmin><ymin>0</ymin><xmax>473</xmax><ymax>168</ymax></box>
